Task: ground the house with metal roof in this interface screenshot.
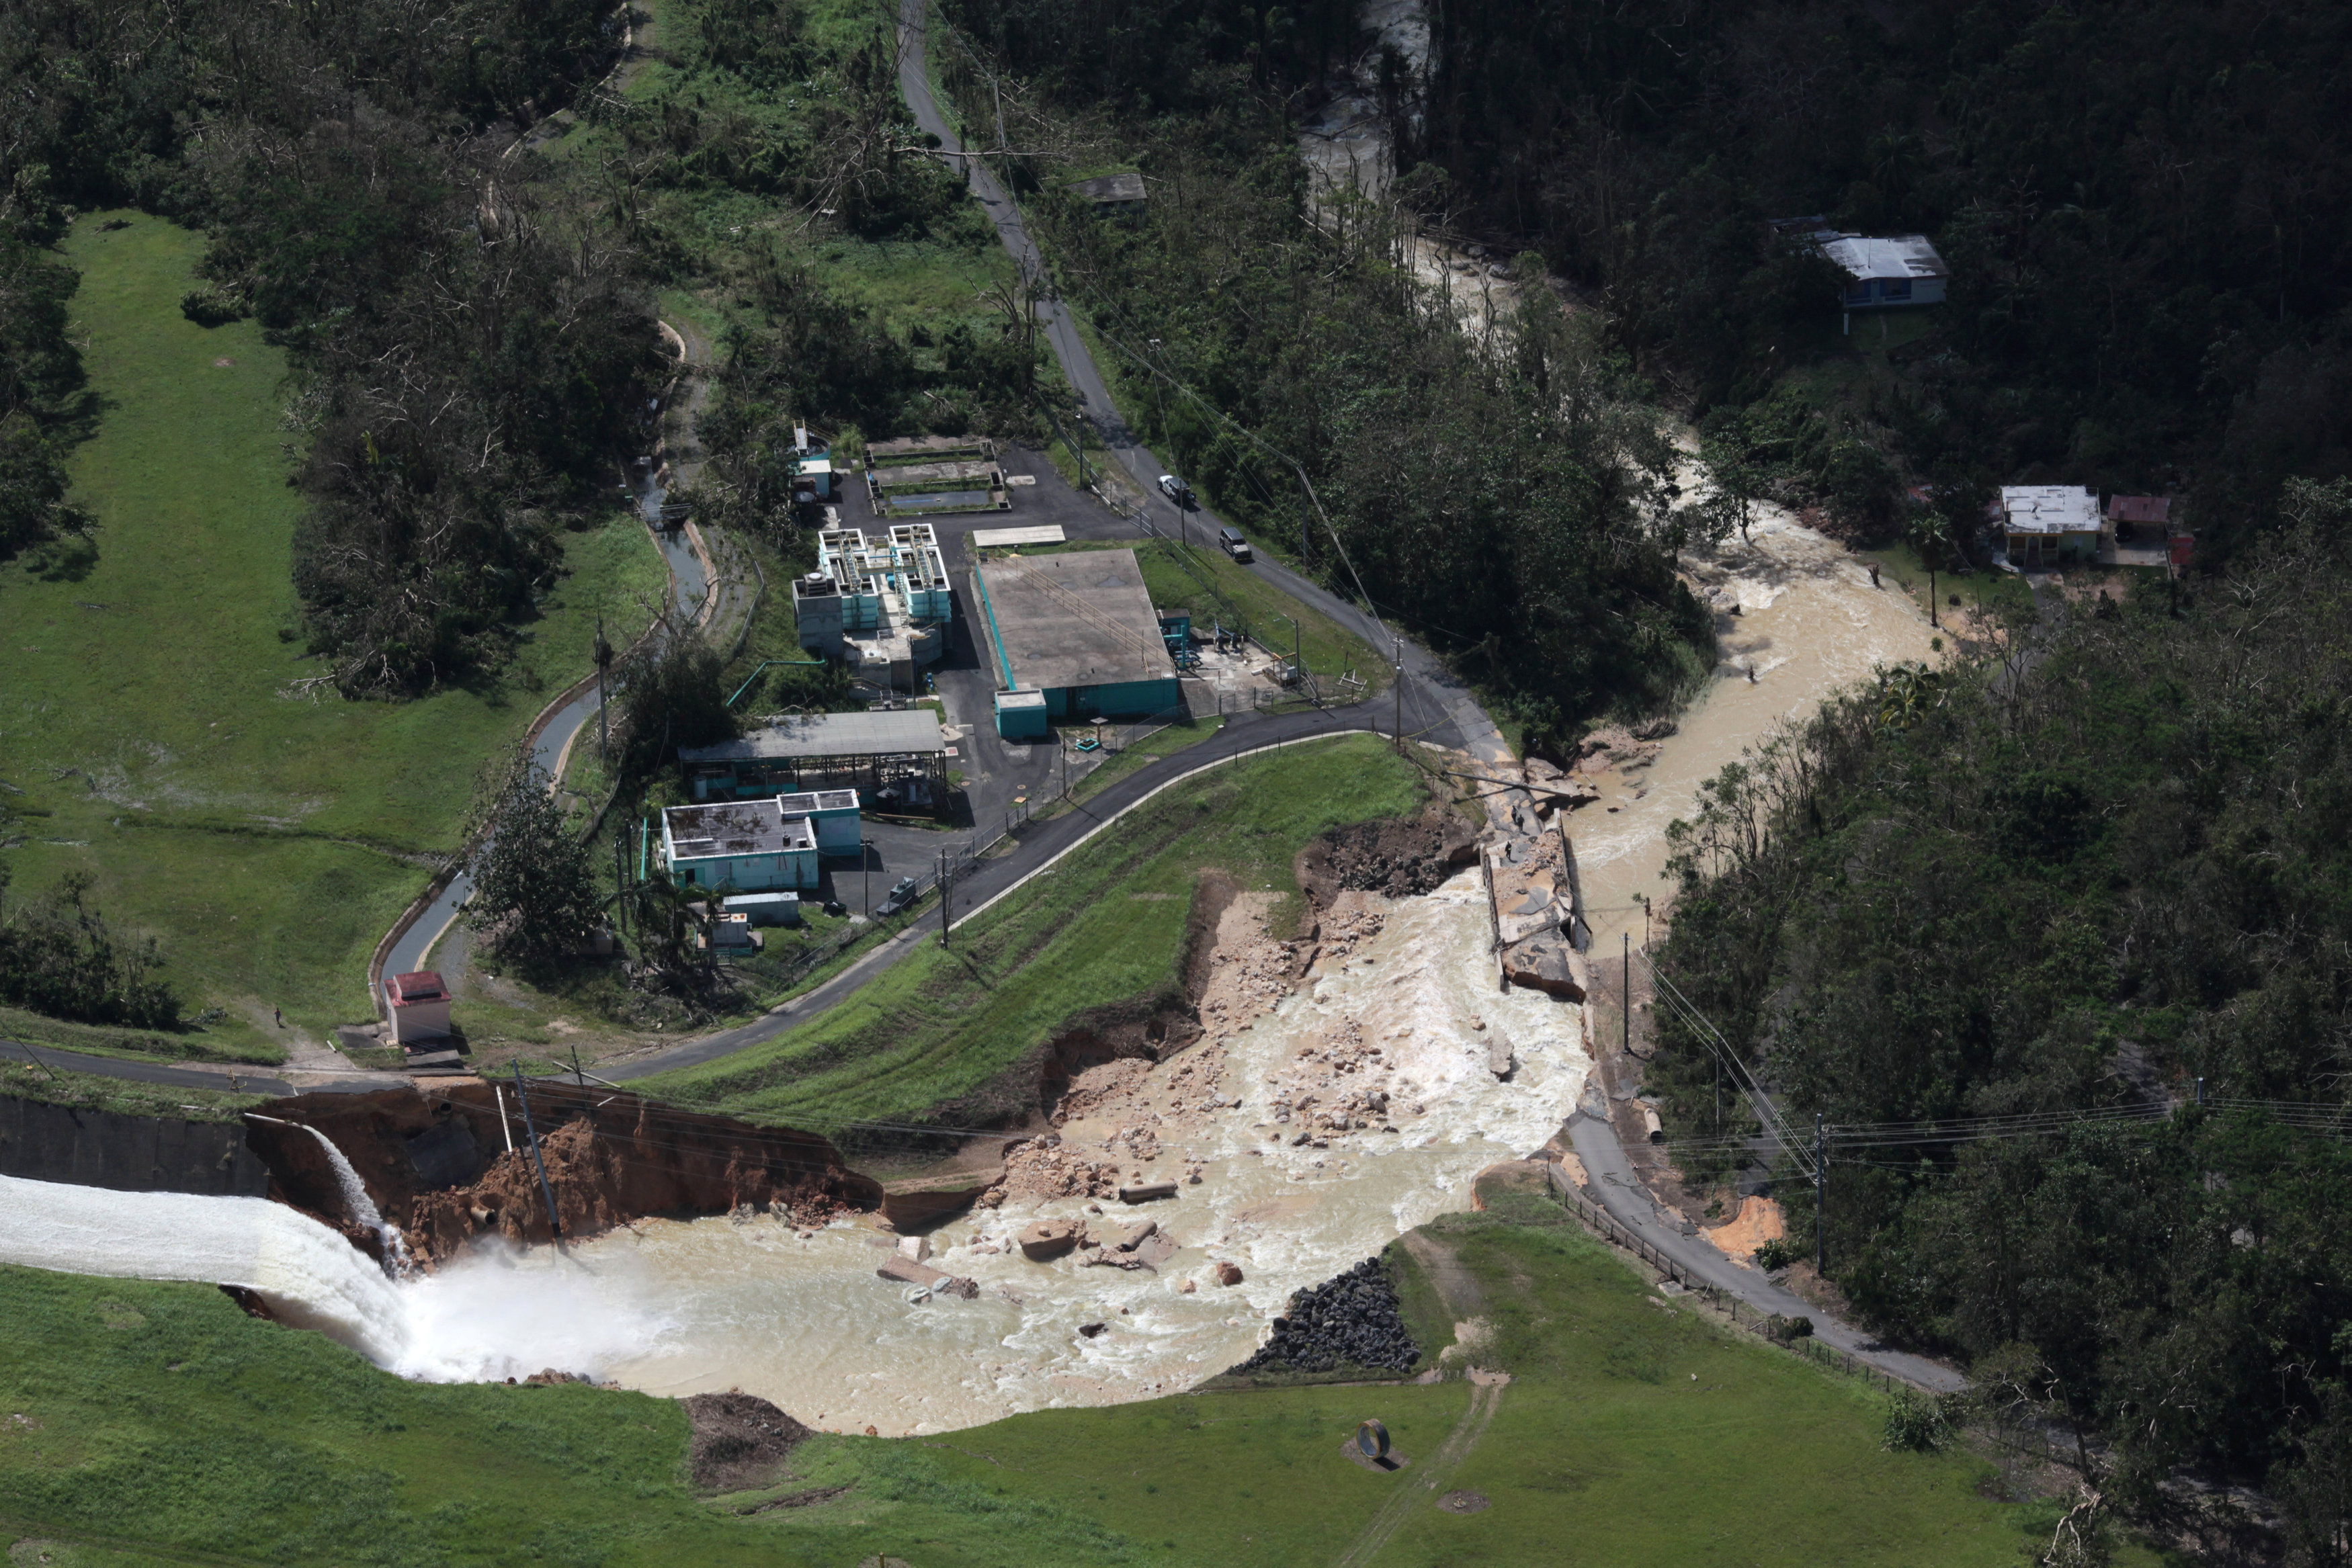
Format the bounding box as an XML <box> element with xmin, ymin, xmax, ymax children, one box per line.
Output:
<box><xmin>1068</xmin><ymin>171</ymin><xmax>1146</xmax><ymax>214</ymax></box>
<box><xmin>658</xmin><ymin>799</ymin><xmax>821</xmax><ymax>891</ymax></box>
<box><xmin>1994</xmin><ymin>485</ymin><xmax>2102</xmax><ymax>569</ymax></box>
<box><xmin>1816</xmin><ymin>232</ymin><xmax>1949</xmax><ymax>310</ymax></box>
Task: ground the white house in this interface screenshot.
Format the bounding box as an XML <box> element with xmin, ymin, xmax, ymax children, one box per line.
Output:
<box><xmin>1995</xmin><ymin>485</ymin><xmax>2102</xmax><ymax>569</ymax></box>
<box><xmin>1818</xmin><ymin>233</ymin><xmax>1949</xmax><ymax>309</ymax></box>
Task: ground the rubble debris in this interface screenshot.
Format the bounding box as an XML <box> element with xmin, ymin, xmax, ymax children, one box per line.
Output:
<box><xmin>1226</xmin><ymin>1257</ymin><xmax>1418</xmax><ymax>1375</ymax></box>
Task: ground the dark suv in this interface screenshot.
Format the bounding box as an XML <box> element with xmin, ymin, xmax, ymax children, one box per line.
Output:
<box><xmin>874</xmin><ymin>876</ymin><xmax>921</xmax><ymax>917</ymax></box>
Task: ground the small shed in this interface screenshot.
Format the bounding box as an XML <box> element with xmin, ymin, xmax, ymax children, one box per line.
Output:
<box><xmin>1068</xmin><ymin>171</ymin><xmax>1146</xmax><ymax>214</ymax></box>
<box><xmin>2105</xmin><ymin>494</ymin><xmax>2173</xmax><ymax>541</ymax></box>
<box><xmin>725</xmin><ymin>891</ymin><xmax>803</xmax><ymax>928</ymax></box>
<box><xmin>994</xmin><ymin>688</ymin><xmax>1049</xmax><ymax>741</ymax></box>
<box><xmin>384</xmin><ymin>970</ymin><xmax>453</xmax><ymax>1045</ymax></box>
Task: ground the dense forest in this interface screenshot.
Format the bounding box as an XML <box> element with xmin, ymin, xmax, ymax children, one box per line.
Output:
<box><xmin>951</xmin><ymin>0</ymin><xmax>2352</xmax><ymax>566</ymax></box>
<box><xmin>1409</xmin><ymin>0</ymin><xmax>2352</xmax><ymax>546</ymax></box>
<box><xmin>1649</xmin><ymin>490</ymin><xmax>2352</xmax><ymax>1550</ymax></box>
<box><xmin>0</xmin><ymin>0</ymin><xmax>663</xmax><ymax>693</ymax></box>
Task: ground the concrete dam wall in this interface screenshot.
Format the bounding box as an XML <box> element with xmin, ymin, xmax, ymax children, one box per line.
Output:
<box><xmin>0</xmin><ymin>1094</ymin><xmax>269</xmax><ymax>1197</ymax></box>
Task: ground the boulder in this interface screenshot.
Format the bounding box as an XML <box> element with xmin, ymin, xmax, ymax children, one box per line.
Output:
<box><xmin>896</xmin><ymin>1235</ymin><xmax>931</xmax><ymax>1263</ymax></box>
<box><xmin>1210</xmin><ymin>1260</ymin><xmax>1245</xmax><ymax>1287</ymax></box>
<box><xmin>1017</xmin><ymin>1219</ymin><xmax>1081</xmax><ymax>1260</ymax></box>
<box><xmin>876</xmin><ymin>1255</ymin><xmax>951</xmax><ymax>1289</ymax></box>
<box><xmin>1486</xmin><ymin>1027</ymin><xmax>1515</xmax><ymax>1080</ymax></box>
<box><xmin>1133</xmin><ymin>1229</ymin><xmax>1180</xmax><ymax>1268</ymax></box>
<box><xmin>1504</xmin><ymin>936</ymin><xmax>1587</xmax><ymax>1000</ymax></box>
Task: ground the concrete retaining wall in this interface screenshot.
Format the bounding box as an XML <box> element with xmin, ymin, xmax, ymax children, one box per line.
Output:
<box><xmin>0</xmin><ymin>1095</ymin><xmax>267</xmax><ymax>1197</ymax></box>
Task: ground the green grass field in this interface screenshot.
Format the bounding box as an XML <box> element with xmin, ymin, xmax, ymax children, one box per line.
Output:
<box><xmin>0</xmin><ymin>214</ymin><xmax>667</xmax><ymax>1054</ymax></box>
<box><xmin>0</xmin><ymin>1186</ymin><xmax>2165</xmax><ymax>1567</ymax></box>
<box><xmin>638</xmin><ymin>736</ymin><xmax>1424</xmax><ymax>1142</ymax></box>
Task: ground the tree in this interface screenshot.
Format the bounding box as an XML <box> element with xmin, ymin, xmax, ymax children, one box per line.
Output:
<box><xmin>612</xmin><ymin>618</ymin><xmax>736</xmax><ymax>784</ymax></box>
<box><xmin>464</xmin><ymin>749</ymin><xmax>601</xmax><ymax>963</ymax></box>
<box><xmin>1691</xmin><ymin>408</ymin><xmax>1771</xmax><ymax>548</ymax></box>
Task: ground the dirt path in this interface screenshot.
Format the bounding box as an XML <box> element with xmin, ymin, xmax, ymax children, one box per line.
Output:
<box><xmin>1398</xmin><ymin>1231</ymin><xmax>1482</xmax><ymax>1315</ymax></box>
<box><xmin>1331</xmin><ymin>1369</ymin><xmax>1510</xmax><ymax>1568</ymax></box>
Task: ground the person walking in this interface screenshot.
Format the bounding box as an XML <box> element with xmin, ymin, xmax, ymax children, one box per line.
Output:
<box><xmin>274</xmin><ymin>1007</ymin><xmax>283</xmax><ymax>1027</ymax></box>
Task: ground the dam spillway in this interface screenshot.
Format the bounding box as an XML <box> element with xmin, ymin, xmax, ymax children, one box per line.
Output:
<box><xmin>0</xmin><ymin>868</ymin><xmax>1585</xmax><ymax>1429</ymax></box>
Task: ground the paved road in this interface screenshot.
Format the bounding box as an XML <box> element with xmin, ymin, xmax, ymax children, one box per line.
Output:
<box><xmin>601</xmin><ymin>706</ymin><xmax>1385</xmax><ymax>1079</ymax></box>
<box><xmin>1566</xmin><ymin>1110</ymin><xmax>1966</xmax><ymax>1390</ymax></box>
<box><xmin>378</xmin><ymin>314</ymin><xmax>737</xmax><ymax>996</ymax></box>
<box><xmin>892</xmin><ymin>0</ymin><xmax>1496</xmax><ymax>767</ymax></box>
<box><xmin>0</xmin><ymin>1037</ymin><xmax>405</xmax><ymax>1098</ymax></box>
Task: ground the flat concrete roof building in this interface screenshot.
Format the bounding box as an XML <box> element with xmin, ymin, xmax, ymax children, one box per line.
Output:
<box><xmin>681</xmin><ymin>709</ymin><xmax>946</xmax><ymax>797</ymax></box>
<box><xmin>972</xmin><ymin>549</ymin><xmax>1182</xmax><ymax>728</ymax></box>
<box><xmin>659</xmin><ymin>799</ymin><xmax>821</xmax><ymax>891</ymax></box>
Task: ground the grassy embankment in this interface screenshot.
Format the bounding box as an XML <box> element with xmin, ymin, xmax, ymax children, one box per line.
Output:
<box><xmin>0</xmin><ymin>1174</ymin><xmax>2162</xmax><ymax>1566</ymax></box>
<box><xmin>0</xmin><ymin>214</ymin><xmax>667</xmax><ymax>1057</ymax></box>
<box><xmin>638</xmin><ymin>735</ymin><xmax>1422</xmax><ymax>1145</ymax></box>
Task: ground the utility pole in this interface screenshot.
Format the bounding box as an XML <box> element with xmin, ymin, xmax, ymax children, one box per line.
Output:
<box><xmin>613</xmin><ymin>824</ymin><xmax>630</xmax><ymax>938</ymax></box>
<box><xmin>1393</xmin><ymin>636</ymin><xmax>1404</xmax><ymax>751</ymax></box>
<box><xmin>1622</xmin><ymin>932</ymin><xmax>1630</xmax><ymax>1060</ymax></box>
<box><xmin>511</xmin><ymin>1062</ymin><xmax>563</xmax><ymax>1240</ymax></box>
<box><xmin>864</xmin><ymin>838</ymin><xmax>874</xmax><ymax>917</ymax></box>
<box><xmin>939</xmin><ymin>849</ymin><xmax>953</xmax><ymax>946</ymax></box>
<box><xmin>594</xmin><ymin>616</ymin><xmax>614</xmax><ymax>767</ymax></box>
<box><xmin>1814</xmin><ymin>1113</ymin><xmax>1826</xmax><ymax>1276</ymax></box>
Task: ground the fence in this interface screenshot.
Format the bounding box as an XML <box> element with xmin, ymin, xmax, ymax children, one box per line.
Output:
<box><xmin>1546</xmin><ymin>1165</ymin><xmax>1937</xmax><ymax>1396</ymax></box>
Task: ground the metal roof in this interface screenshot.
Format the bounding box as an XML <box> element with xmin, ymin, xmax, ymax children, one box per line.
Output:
<box><xmin>1818</xmin><ymin>233</ymin><xmax>1949</xmax><ymax>281</ymax></box>
<box><xmin>972</xmin><ymin>525</ymin><xmax>1067</xmax><ymax>548</ymax></box>
<box><xmin>679</xmin><ymin>709</ymin><xmax>946</xmax><ymax>763</ymax></box>
<box><xmin>388</xmin><ymin>971</ymin><xmax>445</xmax><ymax>1002</ymax></box>
<box><xmin>773</xmin><ymin>789</ymin><xmax>860</xmax><ymax>815</ymax></box>
<box><xmin>2107</xmin><ymin>494</ymin><xmax>2172</xmax><ymax>525</ymax></box>
<box><xmin>1999</xmin><ymin>484</ymin><xmax>2101</xmax><ymax>535</ymax></box>
<box><xmin>1070</xmin><ymin>171</ymin><xmax>1146</xmax><ymax>204</ymax></box>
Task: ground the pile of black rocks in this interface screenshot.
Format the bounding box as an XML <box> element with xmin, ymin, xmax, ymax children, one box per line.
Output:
<box><xmin>1226</xmin><ymin>1257</ymin><xmax>1420</xmax><ymax>1375</ymax></box>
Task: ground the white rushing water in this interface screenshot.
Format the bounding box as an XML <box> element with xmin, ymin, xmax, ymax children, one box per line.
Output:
<box><xmin>301</xmin><ymin>1125</ymin><xmax>413</xmax><ymax>1276</ymax></box>
<box><xmin>0</xmin><ymin>1172</ymin><xmax>673</xmax><ymax>1384</ymax></box>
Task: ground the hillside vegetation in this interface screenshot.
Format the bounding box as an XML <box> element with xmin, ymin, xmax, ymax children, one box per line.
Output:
<box><xmin>0</xmin><ymin>216</ymin><xmax>664</xmax><ymax>1044</ymax></box>
<box><xmin>1650</xmin><ymin>504</ymin><xmax>2352</xmax><ymax>1549</ymax></box>
<box><xmin>644</xmin><ymin>735</ymin><xmax>1423</xmax><ymax>1153</ymax></box>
